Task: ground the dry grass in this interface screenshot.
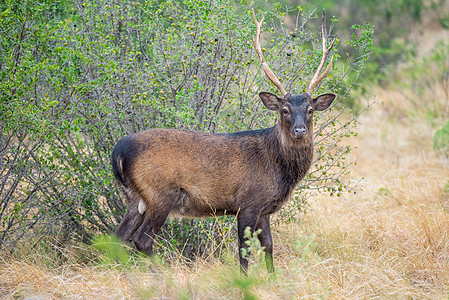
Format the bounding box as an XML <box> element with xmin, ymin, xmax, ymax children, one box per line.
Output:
<box><xmin>1</xmin><ymin>84</ymin><xmax>449</xmax><ymax>299</ymax></box>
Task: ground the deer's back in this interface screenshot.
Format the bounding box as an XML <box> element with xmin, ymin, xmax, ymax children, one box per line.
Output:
<box><xmin>113</xmin><ymin>128</ymin><xmax>285</xmax><ymax>217</ymax></box>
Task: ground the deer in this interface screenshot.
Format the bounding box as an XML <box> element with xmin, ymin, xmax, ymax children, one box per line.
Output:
<box><xmin>111</xmin><ymin>9</ymin><xmax>336</xmax><ymax>273</ymax></box>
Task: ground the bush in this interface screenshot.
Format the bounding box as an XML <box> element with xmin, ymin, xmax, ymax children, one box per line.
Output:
<box><xmin>434</xmin><ymin>120</ymin><xmax>449</xmax><ymax>155</ymax></box>
<box><xmin>0</xmin><ymin>0</ymin><xmax>371</xmax><ymax>257</ymax></box>
<box><xmin>399</xmin><ymin>41</ymin><xmax>449</xmax><ymax>121</ymax></box>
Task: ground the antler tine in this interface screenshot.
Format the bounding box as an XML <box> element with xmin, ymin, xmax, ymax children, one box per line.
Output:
<box><xmin>307</xmin><ymin>9</ymin><xmax>336</xmax><ymax>95</ymax></box>
<box><xmin>251</xmin><ymin>8</ymin><xmax>287</xmax><ymax>97</ymax></box>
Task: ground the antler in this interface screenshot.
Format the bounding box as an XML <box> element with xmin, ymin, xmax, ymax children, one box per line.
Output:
<box><xmin>251</xmin><ymin>8</ymin><xmax>287</xmax><ymax>97</ymax></box>
<box><xmin>307</xmin><ymin>9</ymin><xmax>336</xmax><ymax>95</ymax></box>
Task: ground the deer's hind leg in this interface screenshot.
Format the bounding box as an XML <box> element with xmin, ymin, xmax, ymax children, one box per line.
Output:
<box><xmin>115</xmin><ymin>190</ymin><xmax>145</xmax><ymax>242</ymax></box>
<box><xmin>132</xmin><ymin>191</ymin><xmax>178</xmax><ymax>256</ymax></box>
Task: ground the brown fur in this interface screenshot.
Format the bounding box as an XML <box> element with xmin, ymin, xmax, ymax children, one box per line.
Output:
<box><xmin>111</xmin><ymin>92</ymin><xmax>336</xmax><ymax>272</ymax></box>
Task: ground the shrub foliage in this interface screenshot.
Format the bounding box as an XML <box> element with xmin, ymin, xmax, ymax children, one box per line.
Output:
<box><xmin>0</xmin><ymin>0</ymin><xmax>371</xmax><ymax>255</ymax></box>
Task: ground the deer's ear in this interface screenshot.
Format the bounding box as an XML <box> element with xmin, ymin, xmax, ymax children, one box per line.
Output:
<box><xmin>313</xmin><ymin>93</ymin><xmax>336</xmax><ymax>111</ymax></box>
<box><xmin>259</xmin><ymin>92</ymin><xmax>282</xmax><ymax>111</ymax></box>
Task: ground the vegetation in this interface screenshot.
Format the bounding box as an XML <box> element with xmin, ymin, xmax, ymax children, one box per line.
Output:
<box><xmin>434</xmin><ymin>120</ymin><xmax>449</xmax><ymax>154</ymax></box>
<box><xmin>1</xmin><ymin>0</ymin><xmax>449</xmax><ymax>298</ymax></box>
<box><xmin>0</xmin><ymin>0</ymin><xmax>371</xmax><ymax>254</ymax></box>
<box><xmin>1</xmin><ymin>101</ymin><xmax>448</xmax><ymax>297</ymax></box>
<box><xmin>298</xmin><ymin>0</ymin><xmax>449</xmax><ymax>87</ymax></box>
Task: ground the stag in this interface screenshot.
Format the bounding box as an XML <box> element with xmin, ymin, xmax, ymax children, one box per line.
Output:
<box><xmin>111</xmin><ymin>9</ymin><xmax>336</xmax><ymax>272</ymax></box>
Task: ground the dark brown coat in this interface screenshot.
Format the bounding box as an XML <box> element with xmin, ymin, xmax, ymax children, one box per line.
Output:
<box><xmin>111</xmin><ymin>92</ymin><xmax>335</xmax><ymax>272</ymax></box>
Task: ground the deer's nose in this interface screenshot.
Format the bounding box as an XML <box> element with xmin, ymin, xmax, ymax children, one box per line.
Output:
<box><xmin>293</xmin><ymin>125</ymin><xmax>307</xmax><ymax>137</ymax></box>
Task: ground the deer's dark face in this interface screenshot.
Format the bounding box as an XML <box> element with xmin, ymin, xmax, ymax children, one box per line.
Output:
<box><xmin>259</xmin><ymin>92</ymin><xmax>336</xmax><ymax>140</ymax></box>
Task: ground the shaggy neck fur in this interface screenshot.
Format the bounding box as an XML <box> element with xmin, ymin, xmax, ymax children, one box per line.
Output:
<box><xmin>262</xmin><ymin>124</ymin><xmax>314</xmax><ymax>202</ymax></box>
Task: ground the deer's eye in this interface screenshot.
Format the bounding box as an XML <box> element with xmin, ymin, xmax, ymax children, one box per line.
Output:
<box><xmin>282</xmin><ymin>108</ymin><xmax>289</xmax><ymax>115</ymax></box>
<box><xmin>308</xmin><ymin>108</ymin><xmax>314</xmax><ymax>115</ymax></box>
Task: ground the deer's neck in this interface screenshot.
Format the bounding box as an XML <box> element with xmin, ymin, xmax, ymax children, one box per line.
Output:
<box><xmin>267</xmin><ymin>124</ymin><xmax>314</xmax><ymax>184</ymax></box>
